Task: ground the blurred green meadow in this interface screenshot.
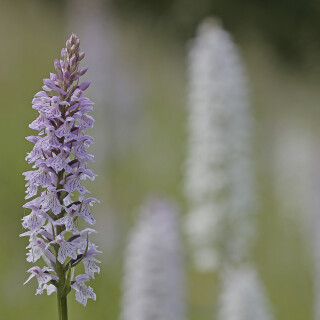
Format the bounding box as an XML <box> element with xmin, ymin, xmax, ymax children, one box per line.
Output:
<box><xmin>0</xmin><ymin>0</ymin><xmax>319</xmax><ymax>319</ymax></box>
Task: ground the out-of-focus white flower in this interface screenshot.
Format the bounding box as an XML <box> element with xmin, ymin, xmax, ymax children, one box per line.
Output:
<box><xmin>68</xmin><ymin>0</ymin><xmax>142</xmax><ymax>162</ymax></box>
<box><xmin>68</xmin><ymin>0</ymin><xmax>132</xmax><ymax>261</ymax></box>
<box><xmin>218</xmin><ymin>265</ymin><xmax>274</xmax><ymax>320</ymax></box>
<box><xmin>271</xmin><ymin>120</ymin><xmax>316</xmax><ymax>241</ymax></box>
<box><xmin>185</xmin><ymin>18</ymin><xmax>255</xmax><ymax>271</ymax></box>
<box><xmin>121</xmin><ymin>198</ymin><xmax>186</xmax><ymax>320</ymax></box>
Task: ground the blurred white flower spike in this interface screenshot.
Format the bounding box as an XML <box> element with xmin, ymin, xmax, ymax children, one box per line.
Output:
<box><xmin>121</xmin><ymin>198</ymin><xmax>186</xmax><ymax>320</ymax></box>
<box><xmin>218</xmin><ymin>265</ymin><xmax>274</xmax><ymax>320</ymax></box>
<box><xmin>185</xmin><ymin>17</ymin><xmax>255</xmax><ymax>271</ymax></box>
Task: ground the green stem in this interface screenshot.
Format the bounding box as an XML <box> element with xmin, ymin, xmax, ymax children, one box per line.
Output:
<box><xmin>56</xmin><ymin>222</ymin><xmax>69</xmax><ymax>320</ymax></box>
<box><xmin>45</xmin><ymin>62</ymin><xmax>73</xmax><ymax>319</ymax></box>
<box><xmin>57</xmin><ymin>290</ymin><xmax>68</xmax><ymax>320</ymax></box>
<box><xmin>55</xmin><ymin>121</ymin><xmax>69</xmax><ymax>320</ymax></box>
<box><xmin>56</xmin><ymin>245</ymin><xmax>68</xmax><ymax>320</ymax></box>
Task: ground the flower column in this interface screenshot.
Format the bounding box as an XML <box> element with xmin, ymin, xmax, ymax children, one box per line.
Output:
<box><xmin>22</xmin><ymin>34</ymin><xmax>100</xmax><ymax>320</ymax></box>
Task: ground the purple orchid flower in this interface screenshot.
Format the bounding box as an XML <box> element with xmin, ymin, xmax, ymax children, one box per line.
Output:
<box><xmin>21</xmin><ymin>34</ymin><xmax>100</xmax><ymax>319</ymax></box>
<box><xmin>71</xmin><ymin>274</ymin><xmax>96</xmax><ymax>306</ymax></box>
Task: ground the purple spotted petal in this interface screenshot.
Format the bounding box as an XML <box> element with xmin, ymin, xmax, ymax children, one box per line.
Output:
<box><xmin>58</xmin><ymin>241</ymin><xmax>78</xmax><ymax>264</ymax></box>
<box><xmin>65</xmin><ymin>173</ymin><xmax>87</xmax><ymax>194</ymax></box>
<box><xmin>21</xmin><ymin>210</ymin><xmax>46</xmax><ymax>233</ymax></box>
<box><xmin>40</xmin><ymin>189</ymin><xmax>62</xmax><ymax>215</ymax></box>
<box><xmin>83</xmin><ymin>260</ymin><xmax>100</xmax><ymax>279</ymax></box>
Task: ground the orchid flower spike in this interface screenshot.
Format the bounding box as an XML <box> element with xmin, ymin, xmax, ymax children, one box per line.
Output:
<box><xmin>185</xmin><ymin>18</ymin><xmax>255</xmax><ymax>271</ymax></box>
<box><xmin>121</xmin><ymin>198</ymin><xmax>186</xmax><ymax>320</ymax></box>
<box><xmin>22</xmin><ymin>34</ymin><xmax>100</xmax><ymax>318</ymax></box>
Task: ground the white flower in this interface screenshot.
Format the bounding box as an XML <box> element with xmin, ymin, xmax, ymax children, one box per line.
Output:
<box><xmin>26</xmin><ymin>234</ymin><xmax>56</xmax><ymax>263</ymax></box>
<box><xmin>49</xmin><ymin>233</ymin><xmax>79</xmax><ymax>264</ymax></box>
<box><xmin>121</xmin><ymin>198</ymin><xmax>186</xmax><ymax>320</ymax></box>
<box><xmin>185</xmin><ymin>18</ymin><xmax>255</xmax><ymax>271</ymax></box>
<box><xmin>218</xmin><ymin>265</ymin><xmax>274</xmax><ymax>320</ymax></box>
<box><xmin>71</xmin><ymin>275</ymin><xmax>96</xmax><ymax>306</ymax></box>
<box><xmin>24</xmin><ymin>266</ymin><xmax>58</xmax><ymax>295</ymax></box>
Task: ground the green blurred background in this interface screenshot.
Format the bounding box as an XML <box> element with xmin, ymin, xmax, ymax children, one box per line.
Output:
<box><xmin>0</xmin><ymin>0</ymin><xmax>319</xmax><ymax>319</ymax></box>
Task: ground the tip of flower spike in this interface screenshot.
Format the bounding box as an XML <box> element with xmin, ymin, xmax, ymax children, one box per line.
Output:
<box><xmin>66</xmin><ymin>33</ymin><xmax>79</xmax><ymax>46</ymax></box>
<box><xmin>71</xmin><ymin>33</ymin><xmax>78</xmax><ymax>42</ymax></box>
<box><xmin>199</xmin><ymin>16</ymin><xmax>223</xmax><ymax>33</ymax></box>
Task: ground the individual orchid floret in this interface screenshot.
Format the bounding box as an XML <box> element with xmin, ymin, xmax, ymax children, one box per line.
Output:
<box><xmin>40</xmin><ymin>187</ymin><xmax>63</xmax><ymax>215</ymax></box>
<box><xmin>55</xmin><ymin>117</ymin><xmax>76</xmax><ymax>140</ymax></box>
<box><xmin>54</xmin><ymin>204</ymin><xmax>80</xmax><ymax>231</ymax></box>
<box><xmin>23</xmin><ymin>162</ymin><xmax>52</xmax><ymax>190</ymax></box>
<box><xmin>79</xmin><ymin>243</ymin><xmax>101</xmax><ymax>279</ymax></box>
<box><xmin>78</xmin><ymin>197</ymin><xmax>99</xmax><ymax>225</ymax></box>
<box><xmin>70</xmin><ymin>228</ymin><xmax>99</xmax><ymax>253</ymax></box>
<box><xmin>46</xmin><ymin>149</ymin><xmax>71</xmax><ymax>173</ymax></box>
<box><xmin>26</xmin><ymin>234</ymin><xmax>56</xmax><ymax>264</ymax></box>
<box><xmin>24</xmin><ymin>266</ymin><xmax>58</xmax><ymax>295</ymax></box>
<box><xmin>71</xmin><ymin>274</ymin><xmax>96</xmax><ymax>306</ymax></box>
<box><xmin>64</xmin><ymin>167</ymin><xmax>93</xmax><ymax>194</ymax></box>
<box><xmin>49</xmin><ymin>232</ymin><xmax>79</xmax><ymax>264</ymax></box>
<box><xmin>29</xmin><ymin>112</ymin><xmax>50</xmax><ymax>130</ymax></box>
<box><xmin>21</xmin><ymin>33</ymin><xmax>99</xmax><ymax>319</ymax></box>
<box><xmin>21</xmin><ymin>210</ymin><xmax>46</xmax><ymax>233</ymax></box>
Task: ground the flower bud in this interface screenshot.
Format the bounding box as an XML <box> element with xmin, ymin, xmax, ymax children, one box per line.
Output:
<box><xmin>78</xmin><ymin>67</ymin><xmax>88</xmax><ymax>76</ymax></box>
<box><xmin>70</xmin><ymin>56</ymin><xmax>76</xmax><ymax>67</ymax></box>
<box><xmin>78</xmin><ymin>81</ymin><xmax>90</xmax><ymax>91</ymax></box>
<box><xmin>70</xmin><ymin>44</ymin><xmax>77</xmax><ymax>54</ymax></box>
<box><xmin>54</xmin><ymin>59</ymin><xmax>62</xmax><ymax>72</ymax></box>
<box><xmin>63</xmin><ymin>70</ymin><xmax>70</xmax><ymax>82</ymax></box>
<box><xmin>61</xmin><ymin>48</ymin><xmax>67</xmax><ymax>60</ymax></box>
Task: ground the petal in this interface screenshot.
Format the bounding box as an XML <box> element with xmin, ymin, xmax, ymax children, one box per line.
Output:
<box><xmin>57</xmin><ymin>245</ymin><xmax>68</xmax><ymax>264</ymax></box>
<box><xmin>80</xmin><ymin>203</ymin><xmax>95</xmax><ymax>225</ymax></box>
<box><xmin>84</xmin><ymin>260</ymin><xmax>100</xmax><ymax>278</ymax></box>
<box><xmin>24</xmin><ymin>273</ymin><xmax>35</xmax><ymax>285</ymax></box>
<box><xmin>75</xmin><ymin>289</ymin><xmax>88</xmax><ymax>306</ymax></box>
<box><xmin>45</xmin><ymin>284</ymin><xmax>57</xmax><ymax>295</ymax></box>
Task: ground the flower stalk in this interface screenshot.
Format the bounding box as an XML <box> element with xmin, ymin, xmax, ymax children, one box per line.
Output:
<box><xmin>57</xmin><ymin>292</ymin><xmax>68</xmax><ymax>320</ymax></box>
